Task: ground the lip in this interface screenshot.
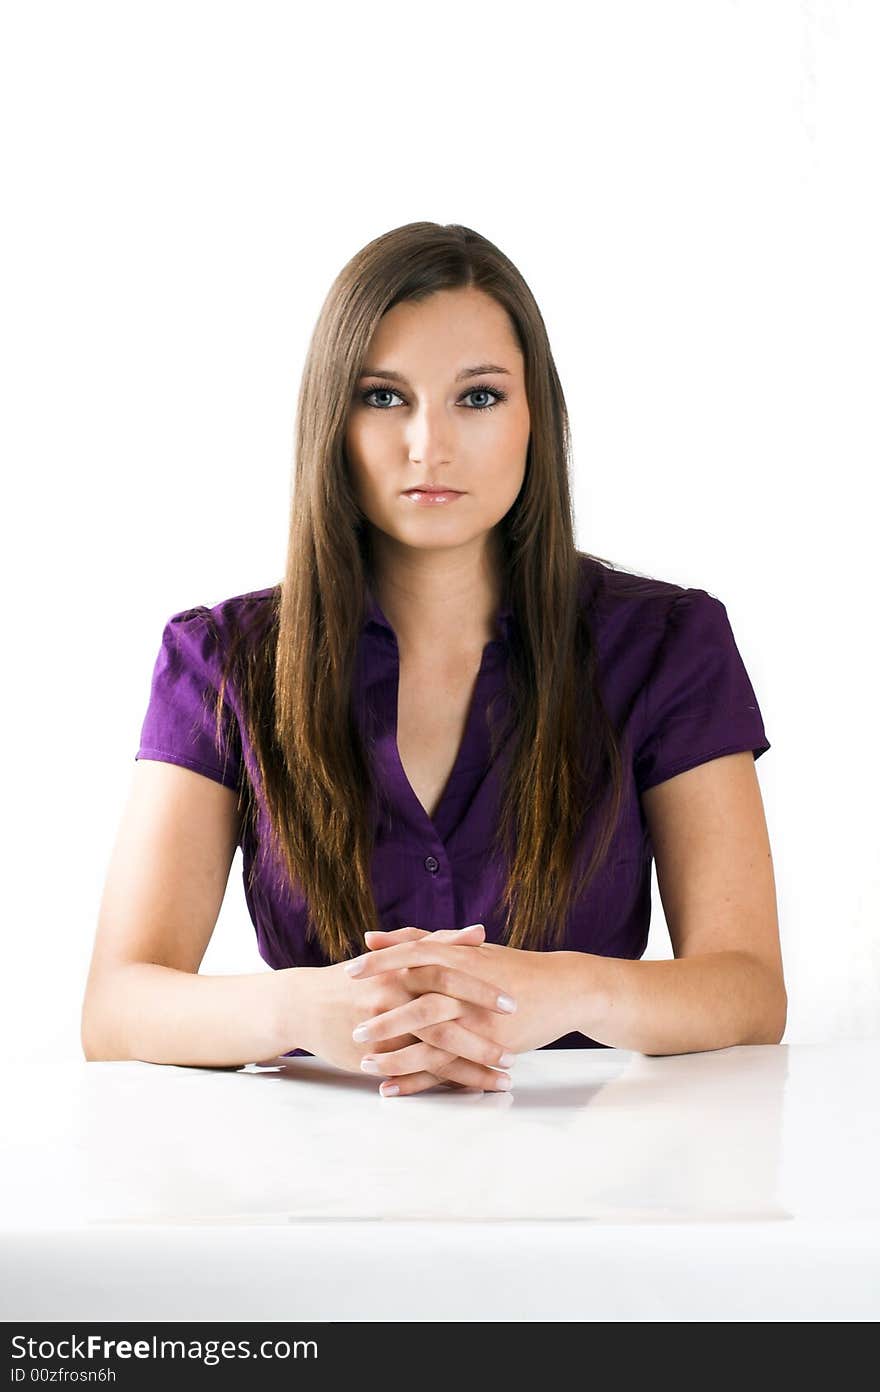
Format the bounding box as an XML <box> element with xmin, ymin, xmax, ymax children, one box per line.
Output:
<box><xmin>401</xmin><ymin>488</ymin><xmax>465</xmax><ymax>507</ymax></box>
<box><xmin>401</xmin><ymin>486</ymin><xmax>464</xmax><ymax>495</ymax></box>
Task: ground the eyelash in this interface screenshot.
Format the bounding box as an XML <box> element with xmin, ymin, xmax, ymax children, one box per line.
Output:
<box><xmin>359</xmin><ymin>383</ymin><xmax>508</xmax><ymax>413</ymax></box>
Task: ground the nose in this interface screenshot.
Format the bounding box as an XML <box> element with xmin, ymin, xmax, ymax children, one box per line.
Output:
<box><xmin>406</xmin><ymin>399</ymin><xmax>455</xmax><ymax>467</ymax></box>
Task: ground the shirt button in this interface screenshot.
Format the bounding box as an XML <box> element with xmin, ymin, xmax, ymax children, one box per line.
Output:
<box><xmin>424</xmin><ymin>855</ymin><xmax>440</xmax><ymax>873</ymax></box>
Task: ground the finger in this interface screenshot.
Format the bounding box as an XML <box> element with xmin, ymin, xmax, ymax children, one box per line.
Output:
<box><xmin>352</xmin><ymin>924</ymin><xmax>485</xmax><ymax>966</ymax></box>
<box><xmin>431</xmin><ymin>923</ymin><xmax>486</xmax><ymax>943</ymax></box>
<box><xmin>360</xmin><ymin>1033</ymin><xmax>511</xmax><ymax>1083</ymax></box>
<box><xmin>378</xmin><ymin>1051</ymin><xmax>513</xmax><ymax>1097</ymax></box>
<box><xmin>359</xmin><ymin>962</ymin><xmax>518</xmax><ymax>1021</ymax></box>
<box><xmin>363</xmin><ymin>927</ymin><xmax>429</xmax><ymax>949</ymax></box>
<box><xmin>363</xmin><ymin>923</ymin><xmax>485</xmax><ymax>949</ymax></box>
<box><xmin>415</xmin><ymin>1016</ymin><xmax>515</xmax><ymax>1070</ymax></box>
<box><xmin>343</xmin><ymin>931</ymin><xmax>504</xmax><ymax>992</ymax></box>
<box><xmin>354</xmin><ymin>992</ymin><xmax>514</xmax><ymax>1069</ymax></box>
<box><xmin>380</xmin><ymin>1073</ymin><xmax>469</xmax><ymax>1097</ymax></box>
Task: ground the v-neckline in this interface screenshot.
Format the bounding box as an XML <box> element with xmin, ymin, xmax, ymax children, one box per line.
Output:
<box><xmin>390</xmin><ymin>642</ymin><xmax>494</xmax><ymax>839</ymax></box>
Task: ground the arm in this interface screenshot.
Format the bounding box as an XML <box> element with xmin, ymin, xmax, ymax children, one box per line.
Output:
<box><xmin>82</xmin><ymin>760</ymin><xmax>314</xmax><ymax>1068</ymax></box>
<box><xmin>81</xmin><ymin>962</ymin><xmax>306</xmax><ymax>1067</ymax></box>
<box><xmin>565</xmin><ymin>751</ymin><xmax>786</xmax><ymax>1055</ymax></box>
<box><xmin>559</xmin><ymin>948</ymin><xmax>787</xmax><ymax>1055</ymax></box>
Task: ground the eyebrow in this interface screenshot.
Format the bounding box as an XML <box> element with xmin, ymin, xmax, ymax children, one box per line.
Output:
<box><xmin>357</xmin><ymin>362</ymin><xmax>513</xmax><ymax>384</ymax></box>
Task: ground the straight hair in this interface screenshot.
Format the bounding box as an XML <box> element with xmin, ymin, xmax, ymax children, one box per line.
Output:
<box><xmin>209</xmin><ymin>221</ymin><xmax>661</xmax><ymax>963</ymax></box>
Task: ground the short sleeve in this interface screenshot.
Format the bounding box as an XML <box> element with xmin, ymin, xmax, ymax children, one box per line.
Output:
<box><xmin>634</xmin><ymin>589</ymin><xmax>770</xmax><ymax>795</ymax></box>
<box><xmin>135</xmin><ymin>606</ymin><xmax>243</xmax><ymax>791</ymax></box>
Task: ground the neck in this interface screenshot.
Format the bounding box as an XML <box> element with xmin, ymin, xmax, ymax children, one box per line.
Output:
<box><xmin>366</xmin><ymin>531</ymin><xmax>507</xmax><ymax>659</ymax></box>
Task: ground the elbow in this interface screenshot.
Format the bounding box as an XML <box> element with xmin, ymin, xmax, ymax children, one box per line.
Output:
<box><xmin>769</xmin><ymin>972</ymin><xmax>788</xmax><ymax>1043</ymax></box>
<box><xmin>80</xmin><ymin>996</ymin><xmax>117</xmax><ymax>1062</ymax></box>
<box><xmin>80</xmin><ymin>1013</ymin><xmax>104</xmax><ymax>1062</ymax></box>
<box><xmin>750</xmin><ymin>982</ymin><xmax>788</xmax><ymax>1046</ymax></box>
<box><xmin>774</xmin><ymin>984</ymin><xmax>788</xmax><ymax>1041</ymax></box>
<box><xmin>80</xmin><ymin>967</ymin><xmax>131</xmax><ymax>1062</ymax></box>
<box><xmin>80</xmin><ymin>1000</ymin><xmax>96</xmax><ymax>1060</ymax></box>
<box><xmin>81</xmin><ymin>1034</ymin><xmax>123</xmax><ymax>1063</ymax></box>
<box><xmin>741</xmin><ymin>954</ymin><xmax>787</xmax><ymax>1045</ymax></box>
<box><xmin>770</xmin><ymin>987</ymin><xmax>788</xmax><ymax>1044</ymax></box>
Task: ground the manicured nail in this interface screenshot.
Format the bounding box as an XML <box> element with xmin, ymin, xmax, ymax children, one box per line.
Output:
<box><xmin>352</xmin><ymin>1024</ymin><xmax>371</xmax><ymax>1042</ymax></box>
<box><xmin>459</xmin><ymin>923</ymin><xmax>484</xmax><ymax>932</ymax></box>
<box><xmin>380</xmin><ymin>1083</ymin><xmax>400</xmax><ymax>1097</ymax></box>
<box><xmin>498</xmin><ymin>1051</ymin><xmax>515</xmax><ymax>1067</ymax></box>
<box><xmin>496</xmin><ymin>995</ymin><xmax>517</xmax><ymax>1012</ymax></box>
<box><xmin>344</xmin><ymin>957</ymin><xmax>366</xmax><ymax>976</ymax></box>
<box><xmin>360</xmin><ymin>1057</ymin><xmax>382</xmax><ymax>1073</ymax></box>
<box><xmin>495</xmin><ymin>1074</ymin><xmax>512</xmax><ymax>1091</ymax></box>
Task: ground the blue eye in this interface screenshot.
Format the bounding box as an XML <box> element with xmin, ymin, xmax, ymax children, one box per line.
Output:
<box><xmin>359</xmin><ymin>383</ymin><xmax>508</xmax><ymax>412</ymax></box>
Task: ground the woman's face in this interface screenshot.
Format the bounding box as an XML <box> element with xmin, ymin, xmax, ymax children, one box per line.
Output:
<box><xmin>344</xmin><ymin>286</ymin><xmax>530</xmax><ymax>552</ymax></box>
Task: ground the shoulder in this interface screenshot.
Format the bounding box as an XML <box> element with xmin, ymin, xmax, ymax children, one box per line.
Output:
<box><xmin>208</xmin><ymin>584</ymin><xmax>279</xmax><ymax>633</ymax></box>
<box><xmin>153</xmin><ymin>586</ymin><xmax>279</xmax><ymax>693</ymax></box>
<box><xmin>573</xmin><ymin>553</ymin><xmax>752</xmax><ymax>709</ymax></box>
<box><xmin>171</xmin><ymin>584</ymin><xmax>279</xmax><ymax>649</ymax></box>
<box><xmin>575</xmin><ymin>551</ymin><xmax>695</xmax><ymax>651</ymax></box>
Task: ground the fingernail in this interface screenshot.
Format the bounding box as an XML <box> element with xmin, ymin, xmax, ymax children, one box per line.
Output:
<box><xmin>495</xmin><ymin>1074</ymin><xmax>513</xmax><ymax>1090</ymax></box>
<box><xmin>459</xmin><ymin>923</ymin><xmax>484</xmax><ymax>933</ymax></box>
<box><xmin>352</xmin><ymin>1024</ymin><xmax>371</xmax><ymax>1042</ymax></box>
<box><xmin>498</xmin><ymin>1050</ymin><xmax>515</xmax><ymax>1067</ymax></box>
<box><xmin>360</xmin><ymin>1057</ymin><xmax>382</xmax><ymax>1073</ymax></box>
<box><xmin>496</xmin><ymin>994</ymin><xmax>517</xmax><ymax>1012</ymax></box>
<box><xmin>380</xmin><ymin>1083</ymin><xmax>400</xmax><ymax>1097</ymax></box>
<box><xmin>344</xmin><ymin>957</ymin><xmax>366</xmax><ymax>976</ymax></box>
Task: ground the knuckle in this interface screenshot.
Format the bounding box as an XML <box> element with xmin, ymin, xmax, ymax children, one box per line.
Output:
<box><xmin>421</xmin><ymin>993</ymin><xmax>449</xmax><ymax>1023</ymax></box>
<box><xmin>430</xmin><ymin>1021</ymin><xmax>456</xmax><ymax>1048</ymax></box>
<box><xmin>455</xmin><ymin>1004</ymin><xmax>481</xmax><ymax>1030</ymax></box>
<box><xmin>427</xmin><ymin>1046</ymin><xmax>454</xmax><ymax>1078</ymax></box>
<box><xmin>379</xmin><ymin>982</ymin><xmax>409</xmax><ymax>1011</ymax></box>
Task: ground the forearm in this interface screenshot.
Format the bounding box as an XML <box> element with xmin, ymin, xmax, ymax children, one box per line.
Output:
<box><xmin>561</xmin><ymin>949</ymin><xmax>787</xmax><ymax>1055</ymax></box>
<box><xmin>81</xmin><ymin>962</ymin><xmax>303</xmax><ymax>1067</ymax></box>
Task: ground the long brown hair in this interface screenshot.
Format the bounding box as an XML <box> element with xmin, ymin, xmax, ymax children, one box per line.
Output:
<box><xmin>210</xmin><ymin>221</ymin><xmax>633</xmax><ymax>963</ymax></box>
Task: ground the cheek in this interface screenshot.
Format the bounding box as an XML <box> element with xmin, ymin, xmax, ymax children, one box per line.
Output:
<box><xmin>491</xmin><ymin>408</ymin><xmax>529</xmax><ymax>458</ymax></box>
<box><xmin>346</xmin><ymin>418</ymin><xmax>388</xmax><ymax>475</ymax></box>
<box><xmin>344</xmin><ymin>417</ymin><xmax>365</xmax><ymax>459</ymax></box>
<box><xmin>344</xmin><ymin>425</ymin><xmax>375</xmax><ymax>486</ymax></box>
<box><xmin>511</xmin><ymin>407</ymin><xmax>531</xmax><ymax>453</ymax></box>
<box><xmin>485</xmin><ymin>428</ymin><xmax>529</xmax><ymax>489</ymax></box>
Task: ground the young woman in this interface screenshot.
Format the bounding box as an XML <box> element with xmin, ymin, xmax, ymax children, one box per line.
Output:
<box><xmin>81</xmin><ymin>221</ymin><xmax>785</xmax><ymax>1098</ymax></box>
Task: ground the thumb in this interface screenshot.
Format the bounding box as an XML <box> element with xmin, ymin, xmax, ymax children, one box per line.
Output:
<box><xmin>442</xmin><ymin>922</ymin><xmax>486</xmax><ymax>941</ymax></box>
<box><xmin>364</xmin><ymin>922</ymin><xmax>485</xmax><ymax>948</ymax></box>
<box><xmin>363</xmin><ymin>926</ymin><xmax>429</xmax><ymax>947</ymax></box>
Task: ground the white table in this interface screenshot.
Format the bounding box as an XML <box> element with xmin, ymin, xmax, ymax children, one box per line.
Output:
<box><xmin>3</xmin><ymin>1041</ymin><xmax>878</xmax><ymax>1321</ymax></box>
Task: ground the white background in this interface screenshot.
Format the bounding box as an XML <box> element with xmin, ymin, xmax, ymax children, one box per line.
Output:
<box><xmin>2</xmin><ymin>0</ymin><xmax>877</xmax><ymax>1065</ymax></box>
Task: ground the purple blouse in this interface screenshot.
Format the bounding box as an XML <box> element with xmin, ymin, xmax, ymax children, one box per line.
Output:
<box><xmin>135</xmin><ymin>554</ymin><xmax>770</xmax><ymax>1052</ymax></box>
